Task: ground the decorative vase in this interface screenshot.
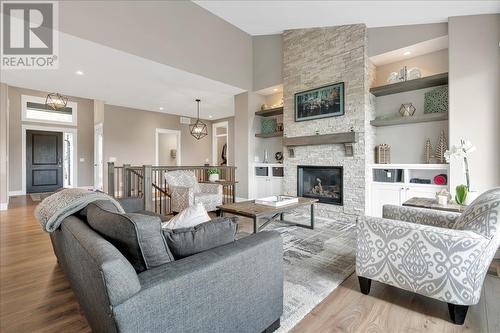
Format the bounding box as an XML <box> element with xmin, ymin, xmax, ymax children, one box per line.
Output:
<box><xmin>465</xmin><ymin>190</ymin><xmax>479</xmax><ymax>205</ymax></box>
<box><xmin>208</xmin><ymin>174</ymin><xmax>219</xmax><ymax>182</ymax></box>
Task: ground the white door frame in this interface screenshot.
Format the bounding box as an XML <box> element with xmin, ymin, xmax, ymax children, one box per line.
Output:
<box><xmin>155</xmin><ymin>128</ymin><xmax>181</xmax><ymax>166</ymax></box>
<box><xmin>94</xmin><ymin>123</ymin><xmax>103</xmax><ymax>190</ymax></box>
<box><xmin>212</xmin><ymin>121</ymin><xmax>229</xmax><ymax>165</ymax></box>
<box><xmin>22</xmin><ymin>124</ymin><xmax>78</xmax><ymax>195</ymax></box>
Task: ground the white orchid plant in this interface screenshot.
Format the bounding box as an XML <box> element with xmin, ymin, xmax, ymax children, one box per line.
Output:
<box><xmin>444</xmin><ymin>139</ymin><xmax>476</xmax><ymax>189</ymax></box>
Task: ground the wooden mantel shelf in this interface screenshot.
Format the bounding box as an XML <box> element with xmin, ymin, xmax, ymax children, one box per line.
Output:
<box><xmin>283</xmin><ymin>132</ymin><xmax>358</xmax><ymax>147</ymax></box>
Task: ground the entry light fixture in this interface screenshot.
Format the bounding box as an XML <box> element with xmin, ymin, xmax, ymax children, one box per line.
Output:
<box><xmin>45</xmin><ymin>92</ymin><xmax>68</xmax><ymax>110</ymax></box>
<box><xmin>189</xmin><ymin>99</ymin><xmax>208</xmax><ymax>140</ymax></box>
<box><xmin>403</xmin><ymin>51</ymin><xmax>411</xmax><ymax>56</ymax></box>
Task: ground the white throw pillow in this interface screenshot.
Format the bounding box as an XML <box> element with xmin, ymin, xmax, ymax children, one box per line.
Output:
<box><xmin>162</xmin><ymin>203</ymin><xmax>210</xmax><ymax>230</ymax></box>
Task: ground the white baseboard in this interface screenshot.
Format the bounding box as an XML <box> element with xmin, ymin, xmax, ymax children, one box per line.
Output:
<box><xmin>235</xmin><ymin>196</ymin><xmax>247</xmax><ymax>202</ymax></box>
<box><xmin>0</xmin><ymin>202</ymin><xmax>8</xmax><ymax>210</ymax></box>
<box><xmin>8</xmin><ymin>190</ymin><xmax>24</xmax><ymax>197</ymax></box>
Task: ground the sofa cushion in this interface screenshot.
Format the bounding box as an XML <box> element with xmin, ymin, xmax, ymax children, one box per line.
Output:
<box><xmin>163</xmin><ymin>217</ymin><xmax>238</xmax><ymax>259</ymax></box>
<box><xmin>452</xmin><ymin>187</ymin><xmax>500</xmax><ymax>238</ymax></box>
<box><xmin>78</xmin><ymin>199</ymin><xmax>121</xmax><ymax>219</ymax></box>
<box><xmin>86</xmin><ymin>201</ymin><xmax>174</xmax><ymax>272</ymax></box>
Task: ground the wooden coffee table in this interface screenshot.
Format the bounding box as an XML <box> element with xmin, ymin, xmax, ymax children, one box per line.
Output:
<box><xmin>217</xmin><ymin>197</ymin><xmax>318</xmax><ymax>233</ymax></box>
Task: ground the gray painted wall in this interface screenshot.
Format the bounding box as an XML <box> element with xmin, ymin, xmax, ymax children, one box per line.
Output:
<box><xmin>448</xmin><ymin>14</ymin><xmax>500</xmax><ymax>193</ymax></box>
<box><xmin>103</xmin><ymin>104</ymin><xmax>212</xmax><ymax>167</ymax></box>
<box><xmin>7</xmin><ymin>86</ymin><xmax>95</xmax><ymax>192</ymax></box>
<box><xmin>0</xmin><ymin>83</ymin><xmax>8</xmax><ymax>207</ymax></box>
<box><xmin>253</xmin><ymin>34</ymin><xmax>283</xmax><ymax>91</ymax></box>
<box><xmin>58</xmin><ymin>1</ymin><xmax>253</xmax><ymax>90</ymax></box>
<box><xmin>368</xmin><ymin>23</ymin><xmax>448</xmax><ymax>57</ymax></box>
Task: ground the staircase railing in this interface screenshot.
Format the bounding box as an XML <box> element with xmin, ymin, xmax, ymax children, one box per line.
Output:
<box><xmin>107</xmin><ymin>163</ymin><xmax>237</xmax><ymax>216</ymax></box>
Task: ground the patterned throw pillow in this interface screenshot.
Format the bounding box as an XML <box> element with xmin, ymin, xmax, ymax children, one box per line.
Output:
<box><xmin>452</xmin><ymin>187</ymin><xmax>500</xmax><ymax>238</ymax></box>
<box><xmin>165</xmin><ymin>170</ymin><xmax>201</xmax><ymax>193</ymax></box>
<box><xmin>424</xmin><ymin>86</ymin><xmax>448</xmax><ymax>114</ymax></box>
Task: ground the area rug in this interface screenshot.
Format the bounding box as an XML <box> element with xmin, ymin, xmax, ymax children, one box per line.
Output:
<box><xmin>239</xmin><ymin>213</ymin><xmax>357</xmax><ymax>332</ymax></box>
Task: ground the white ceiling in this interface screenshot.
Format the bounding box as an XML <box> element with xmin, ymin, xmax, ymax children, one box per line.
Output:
<box><xmin>1</xmin><ymin>31</ymin><xmax>244</xmax><ymax>120</ymax></box>
<box><xmin>195</xmin><ymin>1</ymin><xmax>500</xmax><ymax>35</ymax></box>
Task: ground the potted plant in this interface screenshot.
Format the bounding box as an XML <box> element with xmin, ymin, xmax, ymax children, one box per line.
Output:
<box><xmin>444</xmin><ymin>139</ymin><xmax>477</xmax><ymax>205</ymax></box>
<box><xmin>207</xmin><ymin>168</ymin><xmax>220</xmax><ymax>182</ymax></box>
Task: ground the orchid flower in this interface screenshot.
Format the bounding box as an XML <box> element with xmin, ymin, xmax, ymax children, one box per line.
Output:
<box><xmin>444</xmin><ymin>139</ymin><xmax>475</xmax><ymax>189</ymax></box>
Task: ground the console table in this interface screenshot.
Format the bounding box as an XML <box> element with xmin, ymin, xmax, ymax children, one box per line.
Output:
<box><xmin>403</xmin><ymin>197</ymin><xmax>465</xmax><ymax>213</ymax></box>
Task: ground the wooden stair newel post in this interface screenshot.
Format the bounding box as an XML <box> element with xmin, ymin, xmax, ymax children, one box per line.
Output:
<box><xmin>122</xmin><ymin>164</ymin><xmax>131</xmax><ymax>197</ymax></box>
<box><xmin>143</xmin><ymin>165</ymin><xmax>153</xmax><ymax>212</ymax></box>
<box><xmin>107</xmin><ymin>162</ymin><xmax>115</xmax><ymax>196</ymax></box>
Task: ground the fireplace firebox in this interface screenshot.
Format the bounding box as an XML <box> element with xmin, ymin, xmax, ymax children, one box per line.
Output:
<box><xmin>297</xmin><ymin>166</ymin><xmax>343</xmax><ymax>205</ymax></box>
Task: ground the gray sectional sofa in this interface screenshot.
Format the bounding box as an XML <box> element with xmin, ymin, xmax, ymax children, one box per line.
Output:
<box><xmin>49</xmin><ymin>199</ymin><xmax>284</xmax><ymax>333</ymax></box>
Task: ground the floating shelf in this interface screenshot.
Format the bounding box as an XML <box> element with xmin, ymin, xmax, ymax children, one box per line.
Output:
<box><xmin>255</xmin><ymin>131</ymin><xmax>283</xmax><ymax>138</ymax></box>
<box><xmin>370</xmin><ymin>113</ymin><xmax>448</xmax><ymax>127</ymax></box>
<box><xmin>370</xmin><ymin>73</ymin><xmax>448</xmax><ymax>97</ymax></box>
<box><xmin>255</xmin><ymin>106</ymin><xmax>283</xmax><ymax>117</ymax></box>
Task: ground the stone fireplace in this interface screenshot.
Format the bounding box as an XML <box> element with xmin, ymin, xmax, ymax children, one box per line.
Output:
<box><xmin>282</xmin><ymin>24</ymin><xmax>375</xmax><ymax>223</ymax></box>
<box><xmin>297</xmin><ymin>166</ymin><xmax>343</xmax><ymax>205</ymax></box>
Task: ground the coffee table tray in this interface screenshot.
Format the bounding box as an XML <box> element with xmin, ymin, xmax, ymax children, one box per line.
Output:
<box><xmin>255</xmin><ymin>195</ymin><xmax>299</xmax><ymax>207</ymax></box>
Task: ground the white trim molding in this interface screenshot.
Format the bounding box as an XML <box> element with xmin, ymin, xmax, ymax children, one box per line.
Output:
<box><xmin>155</xmin><ymin>128</ymin><xmax>181</xmax><ymax>166</ymax></box>
<box><xmin>21</xmin><ymin>124</ymin><xmax>78</xmax><ymax>195</ymax></box>
<box><xmin>8</xmin><ymin>190</ymin><xmax>24</xmax><ymax>197</ymax></box>
<box><xmin>212</xmin><ymin>121</ymin><xmax>229</xmax><ymax>165</ymax></box>
<box><xmin>21</xmin><ymin>94</ymin><xmax>78</xmax><ymax>126</ymax></box>
<box><xmin>0</xmin><ymin>202</ymin><xmax>8</xmax><ymax>211</ymax></box>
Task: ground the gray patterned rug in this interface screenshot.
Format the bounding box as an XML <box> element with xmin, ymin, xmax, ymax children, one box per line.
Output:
<box><xmin>239</xmin><ymin>214</ymin><xmax>357</xmax><ymax>332</ymax></box>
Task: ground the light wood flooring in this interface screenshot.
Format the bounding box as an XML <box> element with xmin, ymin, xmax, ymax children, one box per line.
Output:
<box><xmin>1</xmin><ymin>196</ymin><xmax>499</xmax><ymax>333</ymax></box>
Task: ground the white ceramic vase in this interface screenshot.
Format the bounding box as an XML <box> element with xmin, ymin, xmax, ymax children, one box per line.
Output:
<box><xmin>208</xmin><ymin>174</ymin><xmax>219</xmax><ymax>182</ymax></box>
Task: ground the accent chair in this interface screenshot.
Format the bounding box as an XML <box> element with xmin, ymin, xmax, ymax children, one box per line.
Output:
<box><xmin>356</xmin><ymin>187</ymin><xmax>500</xmax><ymax>325</ymax></box>
<box><xmin>165</xmin><ymin>170</ymin><xmax>222</xmax><ymax>213</ymax></box>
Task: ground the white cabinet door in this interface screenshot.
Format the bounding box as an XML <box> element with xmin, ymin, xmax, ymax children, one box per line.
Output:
<box><xmin>255</xmin><ymin>177</ymin><xmax>270</xmax><ymax>198</ymax></box>
<box><xmin>370</xmin><ymin>184</ymin><xmax>404</xmax><ymax>217</ymax></box>
<box><xmin>270</xmin><ymin>178</ymin><xmax>283</xmax><ymax>196</ymax></box>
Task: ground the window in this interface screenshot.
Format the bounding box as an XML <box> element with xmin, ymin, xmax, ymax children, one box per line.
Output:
<box><xmin>22</xmin><ymin>95</ymin><xmax>77</xmax><ymax>125</ymax></box>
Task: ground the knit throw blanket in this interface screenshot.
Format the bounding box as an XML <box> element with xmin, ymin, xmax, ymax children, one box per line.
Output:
<box><xmin>35</xmin><ymin>188</ymin><xmax>125</xmax><ymax>233</ymax></box>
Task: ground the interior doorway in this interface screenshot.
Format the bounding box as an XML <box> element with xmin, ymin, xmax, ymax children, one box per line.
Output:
<box><xmin>212</xmin><ymin>121</ymin><xmax>229</xmax><ymax>165</ymax></box>
<box><xmin>26</xmin><ymin>130</ymin><xmax>64</xmax><ymax>193</ymax></box>
<box><xmin>155</xmin><ymin>129</ymin><xmax>181</xmax><ymax>166</ymax></box>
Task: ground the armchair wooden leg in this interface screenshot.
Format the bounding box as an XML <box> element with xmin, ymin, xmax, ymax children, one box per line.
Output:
<box><xmin>448</xmin><ymin>303</ymin><xmax>469</xmax><ymax>325</ymax></box>
<box><xmin>358</xmin><ymin>276</ymin><xmax>371</xmax><ymax>295</ymax></box>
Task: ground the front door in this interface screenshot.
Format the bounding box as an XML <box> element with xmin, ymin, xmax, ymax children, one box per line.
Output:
<box><xmin>26</xmin><ymin>130</ymin><xmax>63</xmax><ymax>193</ymax></box>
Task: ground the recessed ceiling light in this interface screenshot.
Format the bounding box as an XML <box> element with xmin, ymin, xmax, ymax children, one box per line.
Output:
<box><xmin>159</xmin><ymin>107</ymin><xmax>164</xmax><ymax>111</ymax></box>
<box><xmin>273</xmin><ymin>88</ymin><xmax>278</xmax><ymax>92</ymax></box>
<box><xmin>208</xmin><ymin>115</ymin><xmax>213</xmax><ymax>119</ymax></box>
<box><xmin>76</xmin><ymin>70</ymin><xmax>84</xmax><ymax>75</ymax></box>
<box><xmin>403</xmin><ymin>51</ymin><xmax>411</xmax><ymax>56</ymax></box>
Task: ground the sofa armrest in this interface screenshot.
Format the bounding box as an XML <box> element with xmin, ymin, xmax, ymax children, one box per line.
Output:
<box><xmin>113</xmin><ymin>231</ymin><xmax>283</xmax><ymax>333</ymax></box>
<box><xmin>198</xmin><ymin>182</ymin><xmax>222</xmax><ymax>195</ymax></box>
<box><xmin>383</xmin><ymin>204</ymin><xmax>461</xmax><ymax>229</ymax></box>
<box><xmin>356</xmin><ymin>216</ymin><xmax>490</xmax><ymax>305</ymax></box>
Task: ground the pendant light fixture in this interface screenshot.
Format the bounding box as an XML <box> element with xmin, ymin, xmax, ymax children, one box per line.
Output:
<box><xmin>45</xmin><ymin>92</ymin><xmax>68</xmax><ymax>110</ymax></box>
<box><xmin>189</xmin><ymin>99</ymin><xmax>208</xmax><ymax>140</ymax></box>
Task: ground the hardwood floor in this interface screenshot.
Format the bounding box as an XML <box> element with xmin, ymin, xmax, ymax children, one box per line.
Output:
<box><xmin>1</xmin><ymin>196</ymin><xmax>498</xmax><ymax>332</ymax></box>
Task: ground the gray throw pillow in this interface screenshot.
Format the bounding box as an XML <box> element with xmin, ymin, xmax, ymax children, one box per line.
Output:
<box><xmin>86</xmin><ymin>201</ymin><xmax>174</xmax><ymax>272</ymax></box>
<box><xmin>163</xmin><ymin>217</ymin><xmax>238</xmax><ymax>259</ymax></box>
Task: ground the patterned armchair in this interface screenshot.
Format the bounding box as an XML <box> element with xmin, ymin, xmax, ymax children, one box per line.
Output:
<box><xmin>165</xmin><ymin>170</ymin><xmax>222</xmax><ymax>213</ymax></box>
<box><xmin>356</xmin><ymin>187</ymin><xmax>500</xmax><ymax>325</ymax></box>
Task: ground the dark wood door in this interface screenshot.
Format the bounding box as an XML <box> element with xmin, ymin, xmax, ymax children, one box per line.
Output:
<box><xmin>26</xmin><ymin>130</ymin><xmax>63</xmax><ymax>193</ymax></box>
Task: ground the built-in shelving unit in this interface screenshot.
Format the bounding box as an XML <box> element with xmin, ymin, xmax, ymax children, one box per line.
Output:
<box><xmin>255</xmin><ymin>131</ymin><xmax>283</xmax><ymax>138</ymax></box>
<box><xmin>370</xmin><ymin>112</ymin><xmax>448</xmax><ymax>127</ymax></box>
<box><xmin>255</xmin><ymin>106</ymin><xmax>283</xmax><ymax>117</ymax></box>
<box><xmin>370</xmin><ymin>73</ymin><xmax>448</xmax><ymax>97</ymax></box>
